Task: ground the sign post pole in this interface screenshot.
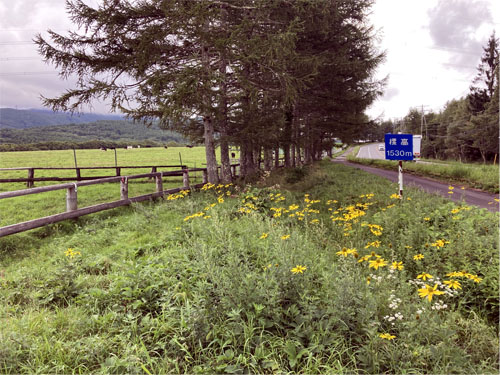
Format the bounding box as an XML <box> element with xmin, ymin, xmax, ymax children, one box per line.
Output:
<box><xmin>385</xmin><ymin>133</ymin><xmax>413</xmax><ymax>198</ymax></box>
<box><xmin>398</xmin><ymin>161</ymin><xmax>403</xmax><ymax>198</ymax></box>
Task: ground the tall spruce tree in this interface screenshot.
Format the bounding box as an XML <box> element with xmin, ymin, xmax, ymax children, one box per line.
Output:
<box><xmin>468</xmin><ymin>32</ymin><xmax>499</xmax><ymax>114</ymax></box>
<box><xmin>36</xmin><ymin>0</ymin><xmax>384</xmax><ymax>178</ymax></box>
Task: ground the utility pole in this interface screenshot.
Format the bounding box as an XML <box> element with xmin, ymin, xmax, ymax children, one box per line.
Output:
<box><xmin>420</xmin><ymin>105</ymin><xmax>429</xmax><ymax>139</ymax></box>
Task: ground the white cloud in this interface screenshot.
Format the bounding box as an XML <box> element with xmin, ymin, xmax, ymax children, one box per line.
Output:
<box><xmin>366</xmin><ymin>0</ymin><xmax>499</xmax><ymax>120</ymax></box>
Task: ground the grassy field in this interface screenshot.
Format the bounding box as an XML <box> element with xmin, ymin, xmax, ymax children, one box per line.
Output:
<box><xmin>0</xmin><ymin>147</ymin><xmax>214</xmax><ymax>227</ymax></box>
<box><xmin>0</xmin><ymin>160</ymin><xmax>498</xmax><ymax>374</ymax></box>
<box><xmin>347</xmin><ymin>151</ymin><xmax>499</xmax><ymax>193</ymax></box>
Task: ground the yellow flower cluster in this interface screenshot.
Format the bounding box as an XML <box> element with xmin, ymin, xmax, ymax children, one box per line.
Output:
<box><xmin>430</xmin><ymin>239</ymin><xmax>449</xmax><ymax>248</ymax></box>
<box><xmin>379</xmin><ymin>333</ymin><xmax>396</xmax><ymax>340</ymax></box>
<box><xmin>269</xmin><ymin>193</ymin><xmax>285</xmax><ymax>202</ymax></box>
<box><xmin>336</xmin><ymin>247</ymin><xmax>358</xmax><ymax>257</ymax></box>
<box><xmin>359</xmin><ymin>193</ymin><xmax>375</xmax><ymax>199</ymax></box>
<box><xmin>362</xmin><ymin>223</ymin><xmax>383</xmax><ymax>236</ymax></box>
<box><xmin>167</xmin><ymin>190</ymin><xmax>190</xmax><ymax>200</ymax></box>
<box><xmin>183</xmin><ymin>212</ymin><xmax>205</xmax><ymax>221</ymax></box>
<box><xmin>446</xmin><ymin>271</ymin><xmax>482</xmax><ymax>283</ymax></box>
<box><xmin>364</xmin><ymin>240</ymin><xmax>381</xmax><ymax>249</ymax></box>
<box><xmin>331</xmin><ymin>205</ymin><xmax>367</xmax><ymax>223</ymax></box>
<box><xmin>64</xmin><ymin>248</ymin><xmax>81</xmax><ymax>258</ymax></box>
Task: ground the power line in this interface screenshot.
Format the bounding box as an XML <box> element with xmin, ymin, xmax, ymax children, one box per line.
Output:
<box><xmin>0</xmin><ymin>71</ymin><xmax>58</xmax><ymax>76</ymax></box>
<box><xmin>0</xmin><ymin>41</ymin><xmax>36</xmax><ymax>45</ymax></box>
<box><xmin>0</xmin><ymin>57</ymin><xmax>40</xmax><ymax>61</ymax></box>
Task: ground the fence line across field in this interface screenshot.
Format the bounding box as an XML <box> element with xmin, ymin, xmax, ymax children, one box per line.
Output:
<box><xmin>0</xmin><ymin>164</ymin><xmax>240</xmax><ymax>238</ymax></box>
<box><xmin>0</xmin><ymin>165</ymin><xmax>188</xmax><ymax>188</ymax></box>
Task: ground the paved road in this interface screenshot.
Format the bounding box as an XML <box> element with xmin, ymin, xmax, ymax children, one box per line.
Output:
<box><xmin>334</xmin><ymin>151</ymin><xmax>499</xmax><ymax>213</ymax></box>
<box><xmin>356</xmin><ymin>143</ymin><xmax>386</xmax><ymax>160</ymax></box>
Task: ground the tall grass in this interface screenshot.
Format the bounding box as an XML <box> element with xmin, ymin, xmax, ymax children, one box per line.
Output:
<box><xmin>0</xmin><ymin>161</ymin><xmax>498</xmax><ymax>373</ymax></box>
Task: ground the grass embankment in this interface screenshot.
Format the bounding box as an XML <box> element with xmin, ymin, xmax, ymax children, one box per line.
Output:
<box><xmin>0</xmin><ymin>161</ymin><xmax>498</xmax><ymax>374</ymax></box>
<box><xmin>347</xmin><ymin>153</ymin><xmax>499</xmax><ymax>193</ymax></box>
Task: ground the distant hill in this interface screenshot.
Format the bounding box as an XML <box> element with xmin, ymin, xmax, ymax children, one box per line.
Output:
<box><xmin>0</xmin><ymin>120</ymin><xmax>185</xmax><ymax>146</ymax></box>
<box><xmin>0</xmin><ymin>108</ymin><xmax>124</xmax><ymax>129</ymax></box>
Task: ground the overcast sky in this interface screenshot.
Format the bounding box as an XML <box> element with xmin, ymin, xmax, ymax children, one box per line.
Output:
<box><xmin>0</xmin><ymin>0</ymin><xmax>498</xmax><ymax>120</ymax></box>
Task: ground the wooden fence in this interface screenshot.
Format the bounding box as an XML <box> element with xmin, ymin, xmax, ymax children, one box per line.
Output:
<box><xmin>0</xmin><ymin>165</ymin><xmax>187</xmax><ymax>188</ymax></box>
<box><xmin>0</xmin><ymin>165</ymin><xmax>239</xmax><ymax>238</ymax></box>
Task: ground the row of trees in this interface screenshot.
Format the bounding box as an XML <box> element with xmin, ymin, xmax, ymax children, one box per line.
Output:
<box><xmin>375</xmin><ymin>33</ymin><xmax>499</xmax><ymax>163</ymax></box>
<box><xmin>36</xmin><ymin>0</ymin><xmax>384</xmax><ymax>182</ymax></box>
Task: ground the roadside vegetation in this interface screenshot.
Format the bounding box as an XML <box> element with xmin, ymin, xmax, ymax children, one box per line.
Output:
<box><xmin>347</xmin><ymin>154</ymin><xmax>499</xmax><ymax>193</ymax></box>
<box><xmin>1</xmin><ymin>161</ymin><xmax>497</xmax><ymax>374</ymax></box>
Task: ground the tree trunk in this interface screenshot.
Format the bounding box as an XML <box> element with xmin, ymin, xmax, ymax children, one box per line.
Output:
<box><xmin>274</xmin><ymin>146</ymin><xmax>280</xmax><ymax>168</ymax></box>
<box><xmin>204</xmin><ymin>116</ymin><xmax>219</xmax><ymax>183</ymax></box>
<box><xmin>218</xmin><ymin>54</ymin><xmax>232</xmax><ymax>183</ymax></box>
<box><xmin>201</xmin><ymin>37</ymin><xmax>218</xmax><ymax>183</ymax></box>
<box><xmin>264</xmin><ymin>147</ymin><xmax>272</xmax><ymax>170</ymax></box>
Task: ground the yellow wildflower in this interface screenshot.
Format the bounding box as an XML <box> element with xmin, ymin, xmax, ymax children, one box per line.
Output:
<box><xmin>368</xmin><ymin>257</ymin><xmax>387</xmax><ymax>270</ymax></box>
<box><xmin>364</xmin><ymin>240</ymin><xmax>381</xmax><ymax>249</ymax></box>
<box><xmin>391</xmin><ymin>261</ymin><xmax>404</xmax><ymax>271</ymax></box>
<box><xmin>418</xmin><ymin>284</ymin><xmax>444</xmax><ymax>302</ymax></box>
<box><xmin>443</xmin><ymin>279</ymin><xmax>462</xmax><ymax>289</ymax></box>
<box><xmin>336</xmin><ymin>248</ymin><xmax>349</xmax><ymax>257</ymax></box>
<box><xmin>281</xmin><ymin>234</ymin><xmax>290</xmax><ymax>240</ymax></box>
<box><xmin>379</xmin><ymin>333</ymin><xmax>396</xmax><ymax>340</ymax></box>
<box><xmin>291</xmin><ymin>265</ymin><xmax>307</xmax><ymax>274</ymax></box>
<box><xmin>413</xmin><ymin>254</ymin><xmax>424</xmax><ymax>261</ymax></box>
<box><xmin>358</xmin><ymin>255</ymin><xmax>370</xmax><ymax>263</ymax></box>
<box><xmin>64</xmin><ymin>248</ymin><xmax>81</xmax><ymax>258</ymax></box>
<box><xmin>259</xmin><ymin>233</ymin><xmax>268</xmax><ymax>239</ymax></box>
<box><xmin>417</xmin><ymin>273</ymin><xmax>433</xmax><ymax>281</ymax></box>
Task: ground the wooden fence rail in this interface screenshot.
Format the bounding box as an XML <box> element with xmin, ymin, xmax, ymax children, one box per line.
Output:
<box><xmin>0</xmin><ymin>165</ymin><xmax>187</xmax><ymax>187</ymax></box>
<box><xmin>0</xmin><ymin>164</ymin><xmax>246</xmax><ymax>237</ymax></box>
<box><xmin>0</xmin><ymin>164</ymin><xmax>240</xmax><ymax>238</ymax></box>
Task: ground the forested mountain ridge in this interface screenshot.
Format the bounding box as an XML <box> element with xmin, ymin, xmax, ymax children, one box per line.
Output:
<box><xmin>0</xmin><ymin>108</ymin><xmax>124</xmax><ymax>129</ymax></box>
<box><xmin>0</xmin><ymin>120</ymin><xmax>186</xmax><ymax>151</ymax></box>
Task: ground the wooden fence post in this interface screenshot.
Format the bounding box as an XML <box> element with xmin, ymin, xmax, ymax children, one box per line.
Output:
<box><xmin>183</xmin><ymin>170</ymin><xmax>190</xmax><ymax>189</ymax></box>
<box><xmin>66</xmin><ymin>185</ymin><xmax>78</xmax><ymax>212</ymax></box>
<box><xmin>120</xmin><ymin>177</ymin><xmax>128</xmax><ymax>200</ymax></box>
<box><xmin>116</xmin><ymin>167</ymin><xmax>121</xmax><ymax>176</ymax></box>
<box><xmin>76</xmin><ymin>168</ymin><xmax>81</xmax><ymax>181</ymax></box>
<box><xmin>156</xmin><ymin>175</ymin><xmax>163</xmax><ymax>195</ymax></box>
<box><xmin>202</xmin><ymin>170</ymin><xmax>208</xmax><ymax>184</ymax></box>
<box><xmin>27</xmin><ymin>168</ymin><xmax>34</xmax><ymax>188</ymax></box>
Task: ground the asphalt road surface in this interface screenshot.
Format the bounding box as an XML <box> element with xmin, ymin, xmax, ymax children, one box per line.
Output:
<box><xmin>356</xmin><ymin>143</ymin><xmax>386</xmax><ymax>160</ymax></box>
<box><xmin>334</xmin><ymin>151</ymin><xmax>499</xmax><ymax>213</ymax></box>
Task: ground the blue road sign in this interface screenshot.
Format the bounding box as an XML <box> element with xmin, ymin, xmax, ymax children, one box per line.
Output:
<box><xmin>385</xmin><ymin>133</ymin><xmax>414</xmax><ymax>161</ymax></box>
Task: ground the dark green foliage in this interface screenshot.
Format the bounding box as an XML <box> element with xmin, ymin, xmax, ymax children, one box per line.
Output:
<box><xmin>0</xmin><ymin>120</ymin><xmax>186</xmax><ymax>151</ymax></box>
<box><xmin>285</xmin><ymin>167</ymin><xmax>308</xmax><ymax>184</ymax></box>
<box><xmin>35</xmin><ymin>0</ymin><xmax>385</xmax><ymax>181</ymax></box>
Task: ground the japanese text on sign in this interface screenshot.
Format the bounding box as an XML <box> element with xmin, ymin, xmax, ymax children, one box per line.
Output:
<box><xmin>384</xmin><ymin>134</ymin><xmax>414</xmax><ymax>161</ymax></box>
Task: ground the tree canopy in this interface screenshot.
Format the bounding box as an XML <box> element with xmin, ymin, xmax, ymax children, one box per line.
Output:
<box><xmin>36</xmin><ymin>0</ymin><xmax>385</xmax><ymax>182</ymax></box>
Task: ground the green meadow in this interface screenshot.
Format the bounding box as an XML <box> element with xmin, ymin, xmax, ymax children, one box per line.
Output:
<box><xmin>0</xmin><ymin>147</ymin><xmax>213</xmax><ymax>227</ymax></box>
<box><xmin>0</xmin><ymin>160</ymin><xmax>498</xmax><ymax>374</ymax></box>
